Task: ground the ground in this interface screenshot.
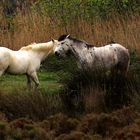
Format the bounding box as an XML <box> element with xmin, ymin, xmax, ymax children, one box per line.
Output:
<box><xmin>0</xmin><ymin>70</ymin><xmax>63</xmax><ymax>94</ymax></box>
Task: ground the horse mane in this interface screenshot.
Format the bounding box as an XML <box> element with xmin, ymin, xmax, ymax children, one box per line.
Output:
<box><xmin>86</xmin><ymin>44</ymin><xmax>94</xmax><ymax>48</ymax></box>
<box><xmin>58</xmin><ymin>34</ymin><xmax>68</xmax><ymax>41</ymax></box>
<box><xmin>58</xmin><ymin>34</ymin><xmax>83</xmax><ymax>43</ymax></box>
<box><xmin>20</xmin><ymin>45</ymin><xmax>33</xmax><ymax>51</ymax></box>
<box><xmin>58</xmin><ymin>34</ymin><xmax>94</xmax><ymax>48</ymax></box>
<box><xmin>20</xmin><ymin>41</ymin><xmax>53</xmax><ymax>51</ymax></box>
<box><xmin>108</xmin><ymin>40</ymin><xmax>116</xmax><ymax>44</ymax></box>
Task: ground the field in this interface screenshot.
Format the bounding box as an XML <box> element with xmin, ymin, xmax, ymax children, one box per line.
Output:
<box><xmin>0</xmin><ymin>0</ymin><xmax>140</xmax><ymax>139</ymax></box>
<box><xmin>0</xmin><ymin>70</ymin><xmax>62</xmax><ymax>94</ymax></box>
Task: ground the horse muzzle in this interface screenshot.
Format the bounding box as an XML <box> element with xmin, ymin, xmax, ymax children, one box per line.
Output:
<box><xmin>55</xmin><ymin>51</ymin><xmax>61</xmax><ymax>57</ymax></box>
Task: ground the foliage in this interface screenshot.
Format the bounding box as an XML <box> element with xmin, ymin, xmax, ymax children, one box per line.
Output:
<box><xmin>0</xmin><ymin>107</ymin><xmax>140</xmax><ymax>139</ymax></box>
<box><xmin>54</xmin><ymin>49</ymin><xmax>140</xmax><ymax>112</ymax></box>
<box><xmin>0</xmin><ymin>49</ymin><xmax>139</xmax><ymax>120</ymax></box>
<box><xmin>129</xmin><ymin>48</ymin><xmax>140</xmax><ymax>77</ymax></box>
<box><xmin>59</xmin><ymin>70</ymin><xmax>138</xmax><ymax>111</ymax></box>
<box><xmin>33</xmin><ymin>0</ymin><xmax>140</xmax><ymax>23</ymax></box>
<box><xmin>0</xmin><ymin>71</ymin><xmax>62</xmax><ymax>94</ymax></box>
<box><xmin>0</xmin><ymin>1</ymin><xmax>140</xmax><ymax>139</ymax></box>
<box><xmin>0</xmin><ymin>91</ymin><xmax>63</xmax><ymax>120</ymax></box>
<box><xmin>42</xmin><ymin>55</ymin><xmax>77</xmax><ymax>72</ymax></box>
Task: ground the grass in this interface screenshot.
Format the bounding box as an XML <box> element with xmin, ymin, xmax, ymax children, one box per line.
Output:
<box><xmin>0</xmin><ymin>2</ymin><xmax>139</xmax><ymax>139</ymax></box>
<box><xmin>0</xmin><ymin>0</ymin><xmax>139</xmax><ymax>132</ymax></box>
<box><xmin>0</xmin><ymin>106</ymin><xmax>140</xmax><ymax>140</ymax></box>
<box><xmin>0</xmin><ymin>69</ymin><xmax>63</xmax><ymax>94</ymax></box>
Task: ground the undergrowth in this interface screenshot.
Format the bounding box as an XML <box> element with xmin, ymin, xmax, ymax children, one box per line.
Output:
<box><xmin>0</xmin><ymin>106</ymin><xmax>140</xmax><ymax>140</ymax></box>
<box><xmin>57</xmin><ymin>49</ymin><xmax>140</xmax><ymax>114</ymax></box>
<box><xmin>0</xmin><ymin>1</ymin><xmax>139</xmax><ymax>139</ymax></box>
<box><xmin>0</xmin><ymin>49</ymin><xmax>139</xmax><ymax>120</ymax></box>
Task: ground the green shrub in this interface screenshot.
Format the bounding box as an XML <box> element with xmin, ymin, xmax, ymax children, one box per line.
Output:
<box><xmin>129</xmin><ymin>48</ymin><xmax>140</xmax><ymax>77</ymax></box>
<box><xmin>42</xmin><ymin>55</ymin><xmax>77</xmax><ymax>72</ymax></box>
<box><xmin>10</xmin><ymin>128</ymin><xmax>22</xmax><ymax>140</ymax></box>
<box><xmin>57</xmin><ymin>49</ymin><xmax>140</xmax><ymax>112</ymax></box>
<box><xmin>33</xmin><ymin>0</ymin><xmax>140</xmax><ymax>22</ymax></box>
<box><xmin>0</xmin><ymin>121</ymin><xmax>9</xmax><ymax>140</ymax></box>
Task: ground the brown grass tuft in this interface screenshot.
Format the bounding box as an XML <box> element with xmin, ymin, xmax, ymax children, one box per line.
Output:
<box><xmin>78</xmin><ymin>106</ymin><xmax>140</xmax><ymax>137</ymax></box>
<box><xmin>0</xmin><ymin>11</ymin><xmax>139</xmax><ymax>52</ymax></box>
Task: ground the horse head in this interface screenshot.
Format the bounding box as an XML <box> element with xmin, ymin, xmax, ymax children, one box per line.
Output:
<box><xmin>53</xmin><ymin>34</ymin><xmax>72</xmax><ymax>57</ymax></box>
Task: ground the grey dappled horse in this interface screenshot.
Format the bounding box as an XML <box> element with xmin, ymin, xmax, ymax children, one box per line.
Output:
<box><xmin>53</xmin><ymin>35</ymin><xmax>130</xmax><ymax>75</ymax></box>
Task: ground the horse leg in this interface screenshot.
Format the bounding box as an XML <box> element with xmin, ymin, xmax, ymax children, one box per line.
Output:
<box><xmin>0</xmin><ymin>70</ymin><xmax>4</xmax><ymax>84</ymax></box>
<box><xmin>29</xmin><ymin>71</ymin><xmax>40</xmax><ymax>88</ymax></box>
<box><xmin>26</xmin><ymin>74</ymin><xmax>32</xmax><ymax>89</ymax></box>
<box><xmin>0</xmin><ymin>70</ymin><xmax>5</xmax><ymax>76</ymax></box>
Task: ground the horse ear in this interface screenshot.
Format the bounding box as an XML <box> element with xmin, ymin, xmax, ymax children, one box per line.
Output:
<box><xmin>66</xmin><ymin>34</ymin><xmax>70</xmax><ymax>38</ymax></box>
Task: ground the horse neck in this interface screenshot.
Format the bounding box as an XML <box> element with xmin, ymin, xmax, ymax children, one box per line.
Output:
<box><xmin>31</xmin><ymin>41</ymin><xmax>54</xmax><ymax>61</ymax></box>
<box><xmin>70</xmin><ymin>43</ymin><xmax>88</xmax><ymax>61</ymax></box>
<box><xmin>70</xmin><ymin>43</ymin><xmax>94</xmax><ymax>69</ymax></box>
<box><xmin>71</xmin><ymin>44</ymin><xmax>86</xmax><ymax>67</ymax></box>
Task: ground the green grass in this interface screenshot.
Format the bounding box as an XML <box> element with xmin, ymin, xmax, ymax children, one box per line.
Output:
<box><xmin>0</xmin><ymin>69</ymin><xmax>63</xmax><ymax>94</ymax></box>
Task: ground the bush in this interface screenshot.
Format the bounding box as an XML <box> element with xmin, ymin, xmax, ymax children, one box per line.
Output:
<box><xmin>33</xmin><ymin>0</ymin><xmax>140</xmax><ymax>22</ymax></box>
<box><xmin>129</xmin><ymin>48</ymin><xmax>140</xmax><ymax>77</ymax></box>
<box><xmin>0</xmin><ymin>91</ymin><xmax>63</xmax><ymax>120</ymax></box>
<box><xmin>57</xmin><ymin>49</ymin><xmax>140</xmax><ymax>113</ymax></box>
<box><xmin>42</xmin><ymin>55</ymin><xmax>77</xmax><ymax>72</ymax></box>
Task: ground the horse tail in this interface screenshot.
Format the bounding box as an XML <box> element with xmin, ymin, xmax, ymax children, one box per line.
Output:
<box><xmin>125</xmin><ymin>49</ymin><xmax>130</xmax><ymax>74</ymax></box>
<box><xmin>121</xmin><ymin>48</ymin><xmax>130</xmax><ymax>75</ymax></box>
<box><xmin>115</xmin><ymin>45</ymin><xmax>130</xmax><ymax>75</ymax></box>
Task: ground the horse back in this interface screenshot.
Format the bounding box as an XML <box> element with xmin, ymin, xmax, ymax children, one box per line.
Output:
<box><xmin>92</xmin><ymin>44</ymin><xmax>129</xmax><ymax>70</ymax></box>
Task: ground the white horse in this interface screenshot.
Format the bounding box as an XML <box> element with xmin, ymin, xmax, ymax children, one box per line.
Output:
<box><xmin>53</xmin><ymin>35</ymin><xmax>130</xmax><ymax>75</ymax></box>
<box><xmin>0</xmin><ymin>40</ymin><xmax>57</xmax><ymax>88</ymax></box>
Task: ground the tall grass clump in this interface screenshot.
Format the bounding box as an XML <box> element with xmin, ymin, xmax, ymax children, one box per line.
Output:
<box><xmin>60</xmin><ymin>69</ymin><xmax>139</xmax><ymax>114</ymax></box>
<box><xmin>59</xmin><ymin>49</ymin><xmax>140</xmax><ymax>114</ymax></box>
<box><xmin>0</xmin><ymin>91</ymin><xmax>64</xmax><ymax>120</ymax></box>
<box><xmin>0</xmin><ymin>0</ymin><xmax>139</xmax><ymax>51</ymax></box>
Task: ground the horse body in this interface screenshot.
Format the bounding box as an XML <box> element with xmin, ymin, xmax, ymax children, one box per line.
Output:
<box><xmin>74</xmin><ymin>45</ymin><xmax>118</xmax><ymax>70</ymax></box>
<box><xmin>53</xmin><ymin>35</ymin><xmax>130</xmax><ymax>74</ymax></box>
<box><xmin>7</xmin><ymin>50</ymin><xmax>30</xmax><ymax>74</ymax></box>
<box><xmin>88</xmin><ymin>44</ymin><xmax>129</xmax><ymax>71</ymax></box>
<box><xmin>0</xmin><ymin>41</ymin><xmax>56</xmax><ymax>88</ymax></box>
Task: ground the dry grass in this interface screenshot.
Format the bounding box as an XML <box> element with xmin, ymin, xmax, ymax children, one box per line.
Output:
<box><xmin>0</xmin><ymin>106</ymin><xmax>140</xmax><ymax>140</ymax></box>
<box><xmin>0</xmin><ymin>10</ymin><xmax>139</xmax><ymax>52</ymax></box>
<box><xmin>0</xmin><ymin>91</ymin><xmax>63</xmax><ymax>120</ymax></box>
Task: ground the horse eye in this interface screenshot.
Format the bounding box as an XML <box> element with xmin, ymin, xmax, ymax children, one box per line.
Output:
<box><xmin>61</xmin><ymin>42</ymin><xmax>65</xmax><ymax>45</ymax></box>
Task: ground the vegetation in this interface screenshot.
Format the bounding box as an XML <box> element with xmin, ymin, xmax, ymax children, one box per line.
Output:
<box><xmin>36</xmin><ymin>0</ymin><xmax>140</xmax><ymax>21</ymax></box>
<box><xmin>0</xmin><ymin>70</ymin><xmax>62</xmax><ymax>94</ymax></box>
<box><xmin>0</xmin><ymin>106</ymin><xmax>140</xmax><ymax>139</ymax></box>
<box><xmin>0</xmin><ymin>0</ymin><xmax>140</xmax><ymax>139</ymax></box>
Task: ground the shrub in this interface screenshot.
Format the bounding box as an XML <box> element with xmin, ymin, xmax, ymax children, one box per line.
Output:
<box><xmin>0</xmin><ymin>91</ymin><xmax>63</xmax><ymax>120</ymax></box>
<box><xmin>58</xmin><ymin>49</ymin><xmax>140</xmax><ymax>113</ymax></box>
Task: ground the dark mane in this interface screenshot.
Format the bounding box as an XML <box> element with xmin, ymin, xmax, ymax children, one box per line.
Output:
<box><xmin>69</xmin><ymin>36</ymin><xmax>83</xmax><ymax>44</ymax></box>
<box><xmin>108</xmin><ymin>40</ymin><xmax>116</xmax><ymax>44</ymax></box>
<box><xmin>86</xmin><ymin>44</ymin><xmax>94</xmax><ymax>48</ymax></box>
<box><xmin>69</xmin><ymin>36</ymin><xmax>94</xmax><ymax>48</ymax></box>
<box><xmin>58</xmin><ymin>34</ymin><xmax>68</xmax><ymax>41</ymax></box>
<box><xmin>58</xmin><ymin>34</ymin><xmax>94</xmax><ymax>48</ymax></box>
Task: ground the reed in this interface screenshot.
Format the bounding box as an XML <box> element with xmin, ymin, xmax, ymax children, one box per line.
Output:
<box><xmin>0</xmin><ymin>9</ymin><xmax>139</xmax><ymax>52</ymax></box>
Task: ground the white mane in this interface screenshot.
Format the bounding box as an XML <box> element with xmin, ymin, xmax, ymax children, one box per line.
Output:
<box><xmin>20</xmin><ymin>41</ymin><xmax>54</xmax><ymax>52</ymax></box>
